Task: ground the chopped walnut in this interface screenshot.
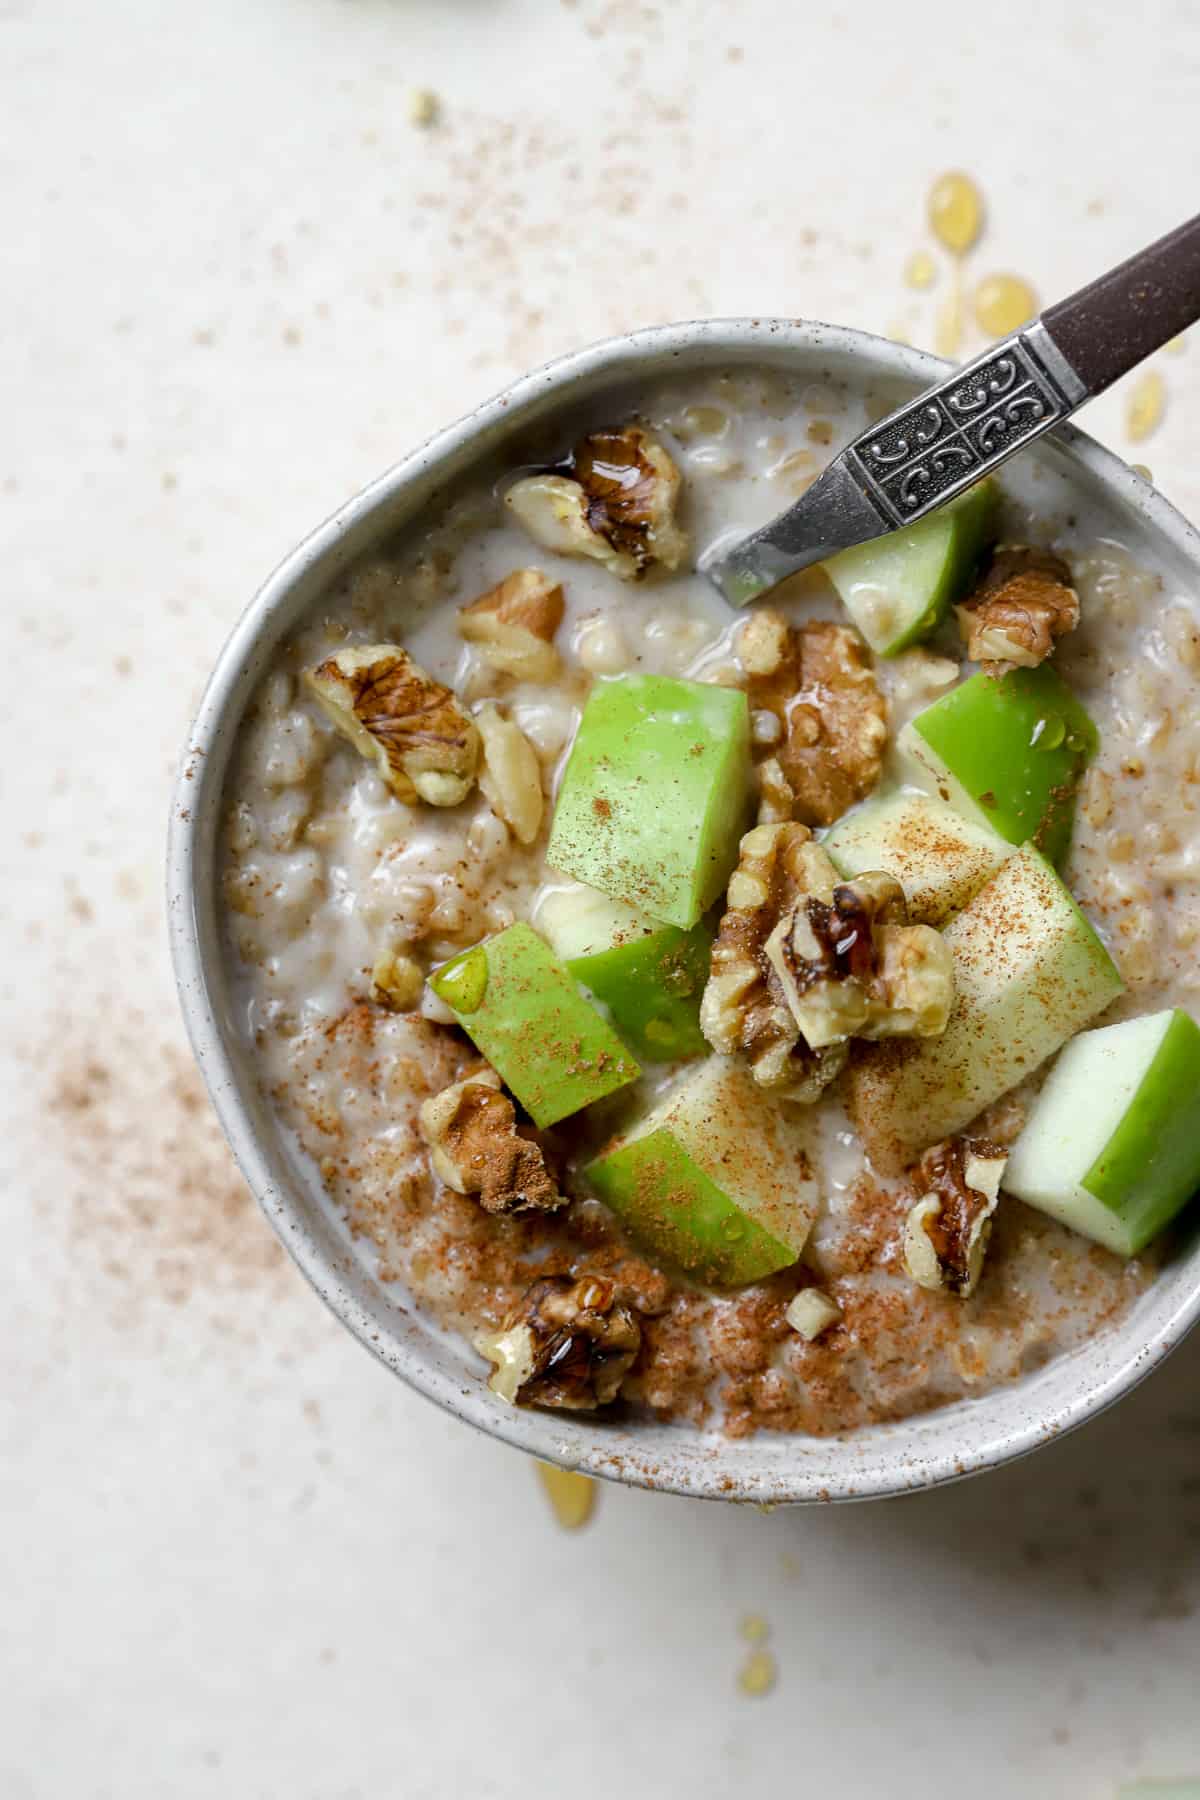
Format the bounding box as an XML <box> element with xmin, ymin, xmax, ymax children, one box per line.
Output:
<box><xmin>755</xmin><ymin>757</ymin><xmax>795</xmax><ymax>826</ymax></box>
<box><xmin>902</xmin><ymin>1137</ymin><xmax>1007</xmax><ymax>1297</ymax></box>
<box><xmin>700</xmin><ymin>821</ymin><xmax>849</xmax><ymax>1100</ymax></box>
<box><xmin>762</xmin><ymin>850</ymin><xmax>954</xmax><ymax>1048</ymax></box>
<box><xmin>478</xmin><ymin>1274</ymin><xmax>641</xmax><ymax>1409</ymax></box>
<box><xmin>475</xmin><ymin>703</ymin><xmax>544</xmax><ymax>845</ymax></box>
<box><xmin>505</xmin><ymin>425</ymin><xmax>687</xmax><ymax>581</ymax></box>
<box><xmin>371</xmin><ymin>945</ymin><xmax>423</xmax><ymax>1010</ymax></box>
<box><xmin>737</xmin><ymin>611</ymin><xmax>887</xmax><ymax>827</ymax></box>
<box><xmin>418</xmin><ymin>1067</ymin><xmax>563</xmax><ymax>1215</ymax></box>
<box><xmin>956</xmin><ymin>545</ymin><xmax>1080</xmax><ymax>672</ymax></box>
<box><xmin>304</xmin><ymin>644</ymin><xmax>479</xmax><ymax>806</ymax></box>
<box><xmin>457</xmin><ymin>568</ymin><xmax>565</xmax><ymax>682</ymax></box>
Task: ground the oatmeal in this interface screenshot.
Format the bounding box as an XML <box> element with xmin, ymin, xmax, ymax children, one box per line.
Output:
<box><xmin>220</xmin><ymin>365</ymin><xmax>1200</xmax><ymax>1439</ymax></box>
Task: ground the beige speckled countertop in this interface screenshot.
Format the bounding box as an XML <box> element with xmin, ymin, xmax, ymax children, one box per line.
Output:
<box><xmin>5</xmin><ymin>2</ymin><xmax>1200</xmax><ymax>1794</ymax></box>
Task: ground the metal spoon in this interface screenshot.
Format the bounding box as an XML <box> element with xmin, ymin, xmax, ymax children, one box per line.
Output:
<box><xmin>704</xmin><ymin>212</ymin><xmax>1200</xmax><ymax>606</ymax></box>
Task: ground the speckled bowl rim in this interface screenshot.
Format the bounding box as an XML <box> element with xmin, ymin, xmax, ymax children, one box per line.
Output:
<box><xmin>167</xmin><ymin>319</ymin><xmax>1200</xmax><ymax>1504</ymax></box>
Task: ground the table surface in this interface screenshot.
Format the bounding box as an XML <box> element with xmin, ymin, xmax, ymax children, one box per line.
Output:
<box><xmin>5</xmin><ymin>3</ymin><xmax>1200</xmax><ymax>1795</ymax></box>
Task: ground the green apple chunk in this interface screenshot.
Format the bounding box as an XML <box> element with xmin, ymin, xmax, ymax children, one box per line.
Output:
<box><xmin>822</xmin><ymin>787</ymin><xmax>1012</xmax><ymax>925</ymax></box>
<box><xmin>823</xmin><ymin>479</ymin><xmax>997</xmax><ymax>656</ymax></box>
<box><xmin>535</xmin><ymin>882</ymin><xmax>712</xmax><ymax>1062</ymax></box>
<box><xmin>848</xmin><ymin>844</ymin><xmax>1124</xmax><ymax>1173</ymax></box>
<box><xmin>1004</xmin><ymin>1009</ymin><xmax>1200</xmax><ymax>1256</ymax></box>
<box><xmin>897</xmin><ymin>664</ymin><xmax>1098</xmax><ymax>865</ymax></box>
<box><xmin>428</xmin><ymin>922</ymin><xmax>639</xmax><ymax>1128</ymax></box>
<box><xmin>547</xmin><ymin>674</ymin><xmax>751</xmax><ymax>929</ymax></box>
<box><xmin>585</xmin><ymin>1057</ymin><xmax>816</xmax><ymax>1286</ymax></box>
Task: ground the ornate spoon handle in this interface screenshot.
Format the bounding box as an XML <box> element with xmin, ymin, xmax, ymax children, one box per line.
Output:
<box><xmin>705</xmin><ymin>212</ymin><xmax>1200</xmax><ymax>606</ymax></box>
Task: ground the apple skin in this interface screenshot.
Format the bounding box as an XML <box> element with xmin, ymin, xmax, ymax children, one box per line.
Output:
<box><xmin>848</xmin><ymin>844</ymin><xmax>1124</xmax><ymax>1174</ymax></box>
<box><xmin>547</xmin><ymin>674</ymin><xmax>751</xmax><ymax>929</ymax></box>
<box><xmin>568</xmin><ymin>917</ymin><xmax>712</xmax><ymax>1062</ymax></box>
<box><xmin>1004</xmin><ymin>1007</ymin><xmax>1200</xmax><ymax>1256</ymax></box>
<box><xmin>535</xmin><ymin>880</ymin><xmax>713</xmax><ymax>1061</ymax></box>
<box><xmin>586</xmin><ymin>1057</ymin><xmax>816</xmax><ymax>1286</ymax></box>
<box><xmin>822</xmin><ymin>788</ymin><xmax>1012</xmax><ymax>925</ymax></box>
<box><xmin>587</xmin><ymin>1128</ymin><xmax>797</xmax><ymax>1287</ymax></box>
<box><xmin>825</xmin><ymin>477</ymin><xmax>997</xmax><ymax>656</ymax></box>
<box><xmin>428</xmin><ymin>923</ymin><xmax>639</xmax><ymax>1128</ymax></box>
<box><xmin>897</xmin><ymin>663</ymin><xmax>1098</xmax><ymax>865</ymax></box>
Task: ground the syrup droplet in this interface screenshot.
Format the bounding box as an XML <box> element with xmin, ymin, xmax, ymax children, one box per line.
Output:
<box><xmin>1165</xmin><ymin>335</ymin><xmax>1187</xmax><ymax>356</ymax></box>
<box><xmin>737</xmin><ymin>1649</ymin><xmax>777</xmax><ymax>1697</ymax></box>
<box><xmin>1131</xmin><ymin>462</ymin><xmax>1153</xmax><ymax>483</ymax></box>
<box><xmin>904</xmin><ymin>249</ymin><xmax>937</xmax><ymax>290</ymax></box>
<box><xmin>974</xmin><ymin>273</ymin><xmax>1038</xmax><ymax>337</ymax></box>
<box><xmin>740</xmin><ymin>1613</ymin><xmax>770</xmax><ymax>1644</ymax></box>
<box><xmin>437</xmin><ymin>944</ymin><xmax>488</xmax><ymax>1013</ymax></box>
<box><xmin>1031</xmin><ymin>714</ymin><xmax>1066</xmax><ymax>751</ymax></box>
<box><xmin>1127</xmin><ymin>370</ymin><xmax>1166</xmax><ymax>443</ymax></box>
<box><xmin>537</xmin><ymin>1463</ymin><xmax>596</xmax><ymax>1530</ymax></box>
<box><xmin>928</xmin><ymin>171</ymin><xmax>985</xmax><ymax>256</ymax></box>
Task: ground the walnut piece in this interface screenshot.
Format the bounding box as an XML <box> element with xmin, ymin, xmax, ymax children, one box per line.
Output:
<box><xmin>505</xmin><ymin>425</ymin><xmax>687</xmax><ymax>581</ymax></box>
<box><xmin>304</xmin><ymin>644</ymin><xmax>479</xmax><ymax>806</ymax></box>
<box><xmin>457</xmin><ymin>567</ymin><xmax>565</xmax><ymax>682</ymax></box>
<box><xmin>419</xmin><ymin>1067</ymin><xmax>563</xmax><ymax>1215</ymax></box>
<box><xmin>902</xmin><ymin>1137</ymin><xmax>1007</xmax><ymax>1297</ymax></box>
<box><xmin>475</xmin><ymin>703</ymin><xmax>544</xmax><ymax>845</ymax></box>
<box><xmin>371</xmin><ymin>946</ymin><xmax>423</xmax><ymax>1010</ymax></box>
<box><xmin>700</xmin><ymin>821</ymin><xmax>849</xmax><ymax>1100</ymax></box>
<box><xmin>738</xmin><ymin>611</ymin><xmax>887</xmax><ymax>827</ymax></box>
<box><xmin>478</xmin><ymin>1274</ymin><xmax>641</xmax><ymax>1409</ymax></box>
<box><xmin>763</xmin><ymin>850</ymin><xmax>955</xmax><ymax>1048</ymax></box>
<box><xmin>956</xmin><ymin>545</ymin><xmax>1080</xmax><ymax>672</ymax></box>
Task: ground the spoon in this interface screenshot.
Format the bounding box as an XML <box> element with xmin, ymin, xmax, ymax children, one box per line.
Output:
<box><xmin>704</xmin><ymin>212</ymin><xmax>1200</xmax><ymax>606</ymax></box>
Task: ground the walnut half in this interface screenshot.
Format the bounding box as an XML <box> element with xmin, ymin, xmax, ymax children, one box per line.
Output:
<box><xmin>902</xmin><ymin>1137</ymin><xmax>1007</xmax><ymax>1297</ymax></box>
<box><xmin>505</xmin><ymin>425</ymin><xmax>687</xmax><ymax>581</ymax></box>
<box><xmin>478</xmin><ymin>1274</ymin><xmax>642</xmax><ymax>1409</ymax></box>
<box><xmin>419</xmin><ymin>1068</ymin><xmax>563</xmax><ymax>1214</ymax></box>
<box><xmin>764</xmin><ymin>863</ymin><xmax>955</xmax><ymax>1049</ymax></box>
<box><xmin>457</xmin><ymin>567</ymin><xmax>565</xmax><ymax>682</ymax></box>
<box><xmin>305</xmin><ymin>644</ymin><xmax>479</xmax><ymax>806</ymax></box>
<box><xmin>956</xmin><ymin>545</ymin><xmax>1080</xmax><ymax>673</ymax></box>
<box><xmin>738</xmin><ymin>611</ymin><xmax>887</xmax><ymax>828</ymax></box>
<box><xmin>700</xmin><ymin>821</ymin><xmax>849</xmax><ymax>1101</ymax></box>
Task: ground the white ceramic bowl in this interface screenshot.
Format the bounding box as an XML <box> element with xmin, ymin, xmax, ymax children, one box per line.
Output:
<box><xmin>168</xmin><ymin>320</ymin><xmax>1200</xmax><ymax>1504</ymax></box>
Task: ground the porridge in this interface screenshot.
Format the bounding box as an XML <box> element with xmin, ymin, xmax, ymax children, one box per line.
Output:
<box><xmin>221</xmin><ymin>366</ymin><xmax>1200</xmax><ymax>1438</ymax></box>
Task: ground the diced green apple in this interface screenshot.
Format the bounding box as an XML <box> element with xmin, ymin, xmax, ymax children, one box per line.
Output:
<box><xmin>1004</xmin><ymin>1008</ymin><xmax>1200</xmax><ymax>1256</ymax></box>
<box><xmin>585</xmin><ymin>1057</ymin><xmax>816</xmax><ymax>1286</ymax></box>
<box><xmin>428</xmin><ymin>922</ymin><xmax>639</xmax><ymax>1128</ymax></box>
<box><xmin>547</xmin><ymin>674</ymin><xmax>751</xmax><ymax>929</ymax></box>
<box><xmin>535</xmin><ymin>881</ymin><xmax>712</xmax><ymax>1062</ymax></box>
<box><xmin>897</xmin><ymin>664</ymin><xmax>1098</xmax><ymax>865</ymax></box>
<box><xmin>824</xmin><ymin>479</ymin><xmax>997</xmax><ymax>656</ymax></box>
<box><xmin>821</xmin><ymin>788</ymin><xmax>1012</xmax><ymax>925</ymax></box>
<box><xmin>848</xmin><ymin>844</ymin><xmax>1124</xmax><ymax>1173</ymax></box>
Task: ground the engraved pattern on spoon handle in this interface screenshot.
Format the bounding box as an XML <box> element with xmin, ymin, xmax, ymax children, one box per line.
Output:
<box><xmin>840</xmin><ymin>327</ymin><xmax>1082</xmax><ymax>531</ymax></box>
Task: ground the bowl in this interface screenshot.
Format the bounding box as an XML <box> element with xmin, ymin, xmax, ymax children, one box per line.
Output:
<box><xmin>167</xmin><ymin>319</ymin><xmax>1200</xmax><ymax>1504</ymax></box>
